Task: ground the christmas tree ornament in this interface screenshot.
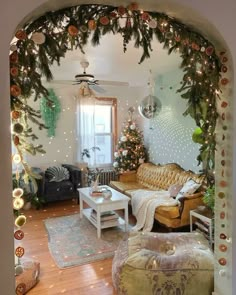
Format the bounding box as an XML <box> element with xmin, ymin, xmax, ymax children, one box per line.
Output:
<box><xmin>68</xmin><ymin>25</ymin><xmax>79</xmax><ymax>36</ymax></box>
<box><xmin>13</xmin><ymin>197</ymin><xmax>25</xmax><ymax>210</ymax></box>
<box><xmin>141</xmin><ymin>12</ymin><xmax>150</xmax><ymax>21</ymax></box>
<box><xmin>80</xmin><ymin>25</ymin><xmax>88</xmax><ymax>33</ymax></box>
<box><xmin>12</xmin><ymin>154</ymin><xmax>22</xmax><ymax>164</ymax></box>
<box><xmin>148</xmin><ymin>19</ymin><xmax>157</xmax><ymax>29</ymax></box>
<box><xmin>109</xmin><ymin>11</ymin><xmax>117</xmax><ymax>18</ymax></box>
<box><xmin>205</xmin><ymin>46</ymin><xmax>214</xmax><ymax>56</ymax></box>
<box><xmin>13</xmin><ymin>123</ymin><xmax>24</xmax><ymax>134</ymax></box>
<box><xmin>15</xmin><ymin>265</ymin><xmax>24</xmax><ymax>276</ymax></box>
<box><xmin>12</xmin><ymin>188</ymin><xmax>24</xmax><ymax>198</ymax></box>
<box><xmin>10</xmin><ymin>67</ymin><xmax>19</xmax><ymax>77</ymax></box>
<box><xmin>88</xmin><ymin>19</ymin><xmax>96</xmax><ymax>30</ymax></box>
<box><xmin>13</xmin><ymin>135</ymin><xmax>20</xmax><ymax>146</ymax></box>
<box><xmin>31</xmin><ymin>32</ymin><xmax>46</xmax><ymax>44</ymax></box>
<box><xmin>121</xmin><ymin>136</ymin><xmax>127</xmax><ymax>142</ymax></box>
<box><xmin>15</xmin><ymin>215</ymin><xmax>27</xmax><ymax>227</ymax></box>
<box><xmin>14</xmin><ymin>230</ymin><xmax>24</xmax><ymax>240</ymax></box>
<box><xmin>11</xmin><ymin>110</ymin><xmax>21</xmax><ymax>120</ymax></box>
<box><xmin>15</xmin><ymin>246</ymin><xmax>25</xmax><ymax>258</ymax></box>
<box><xmin>10</xmin><ymin>51</ymin><xmax>18</xmax><ymax>63</ymax></box>
<box><xmin>15</xmin><ymin>30</ymin><xmax>27</xmax><ymax>40</ymax></box>
<box><xmin>192</xmin><ymin>127</ymin><xmax>204</xmax><ymax>144</ymax></box>
<box><xmin>10</xmin><ymin>44</ymin><xmax>18</xmax><ymax>52</ymax></box>
<box><xmin>118</xmin><ymin>6</ymin><xmax>126</xmax><ymax>16</ymax></box>
<box><xmin>10</xmin><ymin>85</ymin><xmax>21</xmax><ymax>97</ymax></box>
<box><xmin>100</xmin><ymin>16</ymin><xmax>110</xmax><ymax>25</ymax></box>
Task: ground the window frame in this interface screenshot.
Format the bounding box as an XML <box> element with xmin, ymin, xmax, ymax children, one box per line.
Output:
<box><xmin>94</xmin><ymin>97</ymin><xmax>117</xmax><ymax>168</ymax></box>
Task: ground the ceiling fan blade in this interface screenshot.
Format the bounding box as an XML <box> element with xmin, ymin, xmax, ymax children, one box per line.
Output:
<box><xmin>98</xmin><ymin>80</ymin><xmax>129</xmax><ymax>86</ymax></box>
<box><xmin>90</xmin><ymin>84</ymin><xmax>106</xmax><ymax>93</ymax></box>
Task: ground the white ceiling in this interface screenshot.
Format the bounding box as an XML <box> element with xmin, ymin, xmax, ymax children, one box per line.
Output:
<box><xmin>49</xmin><ymin>33</ymin><xmax>182</xmax><ymax>88</ymax></box>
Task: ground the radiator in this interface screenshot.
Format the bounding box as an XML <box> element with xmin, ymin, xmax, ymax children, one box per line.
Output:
<box><xmin>99</xmin><ymin>169</ymin><xmax>118</xmax><ymax>186</ymax></box>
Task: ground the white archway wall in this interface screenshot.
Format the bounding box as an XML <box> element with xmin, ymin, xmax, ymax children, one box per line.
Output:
<box><xmin>0</xmin><ymin>1</ymin><xmax>235</xmax><ymax>295</ymax></box>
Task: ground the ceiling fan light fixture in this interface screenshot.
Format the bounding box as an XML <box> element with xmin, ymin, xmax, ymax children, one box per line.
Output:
<box><xmin>78</xmin><ymin>82</ymin><xmax>95</xmax><ymax>98</ymax></box>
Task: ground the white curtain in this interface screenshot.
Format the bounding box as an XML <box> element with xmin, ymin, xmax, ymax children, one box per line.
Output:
<box><xmin>77</xmin><ymin>94</ymin><xmax>97</xmax><ymax>167</ymax></box>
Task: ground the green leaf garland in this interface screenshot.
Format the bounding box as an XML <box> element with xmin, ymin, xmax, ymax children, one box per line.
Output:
<box><xmin>40</xmin><ymin>89</ymin><xmax>61</xmax><ymax>137</ymax></box>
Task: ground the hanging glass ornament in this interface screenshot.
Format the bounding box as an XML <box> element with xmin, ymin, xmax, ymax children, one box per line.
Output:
<box><xmin>139</xmin><ymin>95</ymin><xmax>162</xmax><ymax>119</ymax></box>
<box><xmin>139</xmin><ymin>70</ymin><xmax>162</xmax><ymax>119</ymax></box>
<box><xmin>40</xmin><ymin>88</ymin><xmax>61</xmax><ymax>137</ymax></box>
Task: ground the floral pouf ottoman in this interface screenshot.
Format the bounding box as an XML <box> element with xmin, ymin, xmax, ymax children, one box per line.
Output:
<box><xmin>112</xmin><ymin>232</ymin><xmax>214</xmax><ymax>295</ymax></box>
<box><xmin>15</xmin><ymin>260</ymin><xmax>40</xmax><ymax>294</ymax></box>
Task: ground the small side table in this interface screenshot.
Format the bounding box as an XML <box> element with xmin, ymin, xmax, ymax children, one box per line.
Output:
<box><xmin>190</xmin><ymin>208</ymin><xmax>214</xmax><ymax>247</ymax></box>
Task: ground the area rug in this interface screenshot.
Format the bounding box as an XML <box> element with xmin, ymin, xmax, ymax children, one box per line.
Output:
<box><xmin>44</xmin><ymin>214</ymin><xmax>130</xmax><ymax>269</ymax></box>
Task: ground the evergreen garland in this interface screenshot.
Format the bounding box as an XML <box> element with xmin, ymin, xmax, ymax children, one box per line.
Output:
<box><xmin>10</xmin><ymin>3</ymin><xmax>225</xmax><ymax>184</ymax></box>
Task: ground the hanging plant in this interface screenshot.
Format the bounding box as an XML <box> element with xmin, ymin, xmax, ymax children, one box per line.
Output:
<box><xmin>9</xmin><ymin>3</ymin><xmax>225</xmax><ymax>184</ymax></box>
<box><xmin>40</xmin><ymin>89</ymin><xmax>61</xmax><ymax>137</ymax></box>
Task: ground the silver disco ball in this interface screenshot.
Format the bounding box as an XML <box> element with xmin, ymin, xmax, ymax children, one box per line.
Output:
<box><xmin>138</xmin><ymin>95</ymin><xmax>162</xmax><ymax>119</ymax></box>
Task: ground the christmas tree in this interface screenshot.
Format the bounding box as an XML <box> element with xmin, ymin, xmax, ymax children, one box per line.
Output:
<box><xmin>113</xmin><ymin>111</ymin><xmax>146</xmax><ymax>173</ymax></box>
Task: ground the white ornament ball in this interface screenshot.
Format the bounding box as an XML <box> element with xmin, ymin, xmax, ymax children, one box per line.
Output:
<box><xmin>148</xmin><ymin>19</ymin><xmax>157</xmax><ymax>29</ymax></box>
<box><xmin>31</xmin><ymin>32</ymin><xmax>46</xmax><ymax>45</ymax></box>
<box><xmin>122</xmin><ymin>150</ymin><xmax>128</xmax><ymax>156</ymax></box>
<box><xmin>15</xmin><ymin>264</ymin><xmax>24</xmax><ymax>276</ymax></box>
<box><xmin>121</xmin><ymin>136</ymin><xmax>127</xmax><ymax>142</ymax></box>
<box><xmin>113</xmin><ymin>162</ymin><xmax>119</xmax><ymax>168</ymax></box>
<box><xmin>130</xmin><ymin>124</ymin><xmax>136</xmax><ymax>130</ymax></box>
<box><xmin>10</xmin><ymin>44</ymin><xmax>18</xmax><ymax>52</ymax></box>
<box><xmin>114</xmin><ymin>152</ymin><xmax>119</xmax><ymax>157</ymax></box>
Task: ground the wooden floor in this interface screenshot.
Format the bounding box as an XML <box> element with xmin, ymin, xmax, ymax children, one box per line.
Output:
<box><xmin>19</xmin><ymin>199</ymin><xmax>136</xmax><ymax>295</ymax></box>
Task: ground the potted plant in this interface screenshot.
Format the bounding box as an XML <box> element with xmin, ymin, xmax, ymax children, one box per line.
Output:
<box><xmin>81</xmin><ymin>146</ymin><xmax>100</xmax><ymax>161</ymax></box>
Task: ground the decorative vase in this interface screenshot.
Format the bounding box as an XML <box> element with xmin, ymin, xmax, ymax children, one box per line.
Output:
<box><xmin>103</xmin><ymin>189</ymin><xmax>112</xmax><ymax>200</ymax></box>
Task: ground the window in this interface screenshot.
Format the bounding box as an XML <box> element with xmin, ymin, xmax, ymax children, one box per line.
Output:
<box><xmin>77</xmin><ymin>97</ymin><xmax>117</xmax><ymax>168</ymax></box>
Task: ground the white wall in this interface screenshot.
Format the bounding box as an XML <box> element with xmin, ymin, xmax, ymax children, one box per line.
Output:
<box><xmin>0</xmin><ymin>1</ymin><xmax>235</xmax><ymax>295</ymax></box>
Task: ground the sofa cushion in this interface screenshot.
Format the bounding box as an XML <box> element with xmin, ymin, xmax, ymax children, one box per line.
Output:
<box><xmin>109</xmin><ymin>181</ymin><xmax>146</xmax><ymax>195</ymax></box>
<box><xmin>168</xmin><ymin>183</ymin><xmax>183</xmax><ymax>197</ymax></box>
<box><xmin>176</xmin><ymin>178</ymin><xmax>201</xmax><ymax>201</ymax></box>
<box><xmin>155</xmin><ymin>205</ymin><xmax>180</xmax><ymax>219</ymax></box>
<box><xmin>45</xmin><ymin>166</ymin><xmax>70</xmax><ymax>182</ymax></box>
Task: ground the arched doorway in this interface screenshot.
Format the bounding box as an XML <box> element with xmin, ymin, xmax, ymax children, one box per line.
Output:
<box><xmin>0</xmin><ymin>1</ymin><xmax>236</xmax><ymax>294</ymax></box>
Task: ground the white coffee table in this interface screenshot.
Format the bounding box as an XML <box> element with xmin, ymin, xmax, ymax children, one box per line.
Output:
<box><xmin>78</xmin><ymin>186</ymin><xmax>129</xmax><ymax>238</ymax></box>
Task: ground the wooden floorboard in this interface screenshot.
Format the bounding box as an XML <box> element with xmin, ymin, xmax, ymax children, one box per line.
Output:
<box><xmin>18</xmin><ymin>199</ymin><xmax>135</xmax><ymax>295</ymax></box>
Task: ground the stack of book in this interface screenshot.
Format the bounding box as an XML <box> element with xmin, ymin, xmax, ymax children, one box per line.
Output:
<box><xmin>90</xmin><ymin>210</ymin><xmax>119</xmax><ymax>226</ymax></box>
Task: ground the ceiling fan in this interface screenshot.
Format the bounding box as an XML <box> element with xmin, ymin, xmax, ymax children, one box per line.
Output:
<box><xmin>47</xmin><ymin>60</ymin><xmax>129</xmax><ymax>94</ymax></box>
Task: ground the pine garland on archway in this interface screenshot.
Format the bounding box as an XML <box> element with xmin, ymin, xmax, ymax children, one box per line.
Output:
<box><xmin>10</xmin><ymin>3</ymin><xmax>226</xmax><ymax>183</ymax></box>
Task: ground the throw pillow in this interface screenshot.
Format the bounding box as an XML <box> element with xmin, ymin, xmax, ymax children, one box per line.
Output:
<box><xmin>45</xmin><ymin>166</ymin><xmax>70</xmax><ymax>182</ymax></box>
<box><xmin>176</xmin><ymin>179</ymin><xmax>201</xmax><ymax>201</ymax></box>
<box><xmin>168</xmin><ymin>184</ymin><xmax>183</xmax><ymax>198</ymax></box>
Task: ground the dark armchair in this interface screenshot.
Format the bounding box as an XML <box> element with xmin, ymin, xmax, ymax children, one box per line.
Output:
<box><xmin>36</xmin><ymin>164</ymin><xmax>82</xmax><ymax>203</ymax></box>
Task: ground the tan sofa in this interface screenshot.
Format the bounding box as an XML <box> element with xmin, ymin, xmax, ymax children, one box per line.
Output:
<box><xmin>110</xmin><ymin>162</ymin><xmax>205</xmax><ymax>230</ymax></box>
